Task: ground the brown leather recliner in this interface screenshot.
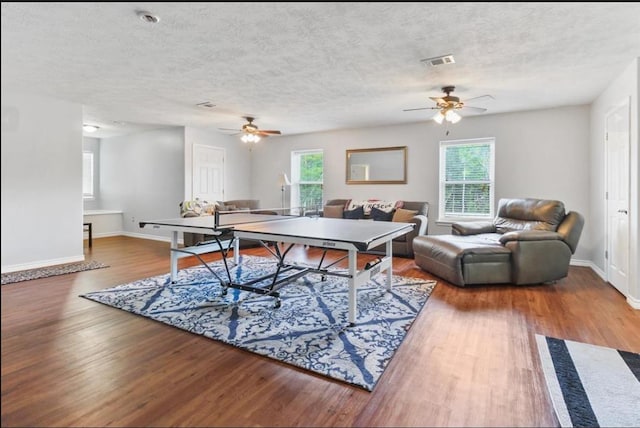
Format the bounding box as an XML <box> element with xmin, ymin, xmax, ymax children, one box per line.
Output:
<box><xmin>412</xmin><ymin>198</ymin><xmax>584</xmax><ymax>286</ymax></box>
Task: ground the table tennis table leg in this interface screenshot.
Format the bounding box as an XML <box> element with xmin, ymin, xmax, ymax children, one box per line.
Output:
<box><xmin>348</xmin><ymin>249</ymin><xmax>358</xmax><ymax>326</ymax></box>
<box><xmin>233</xmin><ymin>238</ymin><xmax>240</xmax><ymax>264</ymax></box>
<box><xmin>386</xmin><ymin>240</ymin><xmax>393</xmax><ymax>291</ymax></box>
<box><xmin>170</xmin><ymin>231</ymin><xmax>179</xmax><ymax>282</ymax></box>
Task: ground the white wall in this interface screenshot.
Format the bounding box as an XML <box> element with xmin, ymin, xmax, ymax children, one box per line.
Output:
<box><xmin>250</xmin><ymin>105</ymin><xmax>592</xmax><ymax>261</ymax></box>
<box><xmin>99</xmin><ymin>127</ymin><xmax>185</xmax><ymax>241</ymax></box>
<box><xmin>590</xmin><ymin>57</ymin><xmax>639</xmax><ymax>305</ymax></box>
<box><xmin>184</xmin><ymin>127</ymin><xmax>252</xmax><ymax>201</ymax></box>
<box><xmin>1</xmin><ymin>91</ymin><xmax>84</xmax><ymax>272</ymax></box>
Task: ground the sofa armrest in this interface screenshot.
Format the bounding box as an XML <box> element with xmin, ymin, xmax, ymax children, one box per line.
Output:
<box><xmin>498</xmin><ymin>230</ymin><xmax>563</xmax><ymax>244</ymax></box>
<box><xmin>452</xmin><ymin>221</ymin><xmax>496</xmax><ymax>236</ymax></box>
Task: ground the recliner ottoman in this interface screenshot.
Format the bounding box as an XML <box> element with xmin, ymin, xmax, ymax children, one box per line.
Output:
<box><xmin>413</xmin><ymin>233</ymin><xmax>511</xmax><ymax>286</ymax></box>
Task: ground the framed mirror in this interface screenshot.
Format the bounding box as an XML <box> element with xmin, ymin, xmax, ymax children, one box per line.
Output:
<box><xmin>346</xmin><ymin>146</ymin><xmax>407</xmax><ymax>184</ymax></box>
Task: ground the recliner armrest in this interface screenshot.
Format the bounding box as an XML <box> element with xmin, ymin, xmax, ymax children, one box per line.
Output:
<box><xmin>498</xmin><ymin>230</ymin><xmax>563</xmax><ymax>244</ymax></box>
<box><xmin>452</xmin><ymin>221</ymin><xmax>496</xmax><ymax>235</ymax></box>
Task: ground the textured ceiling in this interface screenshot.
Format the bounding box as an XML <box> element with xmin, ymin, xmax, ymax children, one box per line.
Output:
<box><xmin>2</xmin><ymin>2</ymin><xmax>639</xmax><ymax>139</ymax></box>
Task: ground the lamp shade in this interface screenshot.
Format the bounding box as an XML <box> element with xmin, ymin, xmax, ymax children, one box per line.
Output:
<box><xmin>432</xmin><ymin>111</ymin><xmax>445</xmax><ymax>124</ymax></box>
<box><xmin>278</xmin><ymin>172</ymin><xmax>291</xmax><ymax>186</ymax></box>
<box><xmin>447</xmin><ymin>110</ymin><xmax>462</xmax><ymax>124</ymax></box>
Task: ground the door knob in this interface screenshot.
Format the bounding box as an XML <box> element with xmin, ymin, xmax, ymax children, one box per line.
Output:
<box><xmin>618</xmin><ymin>209</ymin><xmax>628</xmax><ymax>214</ymax></box>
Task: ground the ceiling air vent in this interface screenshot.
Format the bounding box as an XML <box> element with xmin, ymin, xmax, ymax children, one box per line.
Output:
<box><xmin>196</xmin><ymin>101</ymin><xmax>216</xmax><ymax>109</ymax></box>
<box><xmin>421</xmin><ymin>54</ymin><xmax>455</xmax><ymax>67</ymax></box>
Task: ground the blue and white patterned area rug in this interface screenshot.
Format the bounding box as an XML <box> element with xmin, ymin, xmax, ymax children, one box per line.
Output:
<box><xmin>535</xmin><ymin>334</ymin><xmax>640</xmax><ymax>427</ymax></box>
<box><xmin>81</xmin><ymin>255</ymin><xmax>436</xmax><ymax>391</ymax></box>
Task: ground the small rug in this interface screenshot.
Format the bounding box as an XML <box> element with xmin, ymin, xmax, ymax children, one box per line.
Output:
<box><xmin>1</xmin><ymin>260</ymin><xmax>109</xmax><ymax>285</ymax></box>
<box><xmin>81</xmin><ymin>255</ymin><xmax>436</xmax><ymax>391</ymax></box>
<box><xmin>535</xmin><ymin>334</ymin><xmax>640</xmax><ymax>427</ymax></box>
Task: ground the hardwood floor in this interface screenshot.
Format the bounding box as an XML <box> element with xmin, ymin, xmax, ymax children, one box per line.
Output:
<box><xmin>2</xmin><ymin>236</ymin><xmax>639</xmax><ymax>427</ymax></box>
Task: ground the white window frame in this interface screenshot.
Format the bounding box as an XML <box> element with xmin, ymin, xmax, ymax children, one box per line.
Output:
<box><xmin>438</xmin><ymin>137</ymin><xmax>495</xmax><ymax>223</ymax></box>
<box><xmin>83</xmin><ymin>151</ymin><xmax>95</xmax><ymax>200</ymax></box>
<box><xmin>290</xmin><ymin>149</ymin><xmax>324</xmax><ymax>212</ymax></box>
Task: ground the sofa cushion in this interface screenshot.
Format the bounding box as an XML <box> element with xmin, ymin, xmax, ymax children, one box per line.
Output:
<box><xmin>180</xmin><ymin>200</ymin><xmax>203</xmax><ymax>217</ymax></box>
<box><xmin>347</xmin><ymin>199</ymin><xmax>400</xmax><ymax>215</ymax></box>
<box><xmin>494</xmin><ymin>198</ymin><xmax>565</xmax><ymax>233</ymax></box>
<box><xmin>371</xmin><ymin>207</ymin><xmax>394</xmax><ymax>221</ymax></box>
<box><xmin>323</xmin><ymin>205</ymin><xmax>344</xmax><ymax>218</ymax></box>
<box><xmin>392</xmin><ymin>208</ymin><xmax>418</xmax><ymax>223</ymax></box>
<box><xmin>343</xmin><ymin>206</ymin><xmax>365</xmax><ymax>219</ymax></box>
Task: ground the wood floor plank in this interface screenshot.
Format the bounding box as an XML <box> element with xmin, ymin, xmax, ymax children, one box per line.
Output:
<box><xmin>2</xmin><ymin>236</ymin><xmax>639</xmax><ymax>427</ymax></box>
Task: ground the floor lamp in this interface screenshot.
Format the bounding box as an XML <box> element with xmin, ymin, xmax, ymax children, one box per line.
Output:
<box><xmin>278</xmin><ymin>172</ymin><xmax>291</xmax><ymax>212</ymax></box>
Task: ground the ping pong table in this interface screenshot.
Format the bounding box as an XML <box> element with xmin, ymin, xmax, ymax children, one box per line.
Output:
<box><xmin>139</xmin><ymin>211</ymin><xmax>413</xmax><ymax>325</ymax></box>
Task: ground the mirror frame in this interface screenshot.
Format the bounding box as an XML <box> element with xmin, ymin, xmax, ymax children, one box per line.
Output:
<box><xmin>346</xmin><ymin>146</ymin><xmax>408</xmax><ymax>184</ymax></box>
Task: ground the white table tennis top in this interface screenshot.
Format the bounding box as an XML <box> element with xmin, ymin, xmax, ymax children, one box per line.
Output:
<box><xmin>140</xmin><ymin>215</ymin><xmax>413</xmax><ymax>248</ymax></box>
<box><xmin>233</xmin><ymin>217</ymin><xmax>413</xmax><ymax>248</ymax></box>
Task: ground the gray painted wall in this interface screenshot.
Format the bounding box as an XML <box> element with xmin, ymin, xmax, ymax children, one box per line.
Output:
<box><xmin>99</xmin><ymin>127</ymin><xmax>185</xmax><ymax>240</ymax></box>
<box><xmin>1</xmin><ymin>91</ymin><xmax>84</xmax><ymax>271</ymax></box>
<box><xmin>250</xmin><ymin>105</ymin><xmax>591</xmax><ymax>261</ymax></box>
<box><xmin>589</xmin><ymin>57</ymin><xmax>639</xmax><ymax>304</ymax></box>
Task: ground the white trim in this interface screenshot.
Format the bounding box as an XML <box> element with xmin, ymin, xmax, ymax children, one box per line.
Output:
<box><xmin>570</xmin><ymin>259</ymin><xmax>607</xmax><ymax>281</ymax></box>
<box><xmin>84</xmin><ymin>210</ymin><xmax>123</xmax><ymax>216</ymax></box>
<box><xmin>626</xmin><ymin>295</ymin><xmax>640</xmax><ymax>310</ymax></box>
<box><xmin>438</xmin><ymin>137</ymin><xmax>495</xmax><ymax>221</ymax></box>
<box><xmin>1</xmin><ymin>255</ymin><xmax>85</xmax><ymax>274</ymax></box>
<box><xmin>92</xmin><ymin>231</ymin><xmax>125</xmax><ymax>239</ymax></box>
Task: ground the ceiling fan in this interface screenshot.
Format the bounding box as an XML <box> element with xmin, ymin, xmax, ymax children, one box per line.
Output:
<box><xmin>219</xmin><ymin>117</ymin><xmax>282</xmax><ymax>143</ymax></box>
<box><xmin>403</xmin><ymin>86</ymin><xmax>494</xmax><ymax>124</ymax></box>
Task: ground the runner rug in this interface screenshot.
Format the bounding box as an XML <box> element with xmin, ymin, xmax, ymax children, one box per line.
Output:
<box><xmin>535</xmin><ymin>334</ymin><xmax>640</xmax><ymax>427</ymax></box>
<box><xmin>2</xmin><ymin>260</ymin><xmax>109</xmax><ymax>285</ymax></box>
<box><xmin>81</xmin><ymin>255</ymin><xmax>436</xmax><ymax>391</ymax></box>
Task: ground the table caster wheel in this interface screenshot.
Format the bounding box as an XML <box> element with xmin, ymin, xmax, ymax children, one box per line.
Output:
<box><xmin>274</xmin><ymin>299</ymin><xmax>281</xmax><ymax>309</ymax></box>
<box><xmin>321</xmin><ymin>275</ymin><xmax>327</xmax><ymax>282</ymax></box>
<box><xmin>221</xmin><ymin>288</ymin><xmax>228</xmax><ymax>296</ymax></box>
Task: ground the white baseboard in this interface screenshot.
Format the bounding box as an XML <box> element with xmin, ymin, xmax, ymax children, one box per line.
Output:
<box><xmin>570</xmin><ymin>258</ymin><xmax>607</xmax><ymax>281</ymax></box>
<box><xmin>627</xmin><ymin>296</ymin><xmax>640</xmax><ymax>310</ymax></box>
<box><xmin>1</xmin><ymin>254</ymin><xmax>85</xmax><ymax>274</ymax></box>
<box><xmin>571</xmin><ymin>259</ymin><xmax>639</xmax><ymax>310</ymax></box>
<box><xmin>92</xmin><ymin>231</ymin><xmax>125</xmax><ymax>239</ymax></box>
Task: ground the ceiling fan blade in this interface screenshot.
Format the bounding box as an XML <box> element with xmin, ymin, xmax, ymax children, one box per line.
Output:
<box><xmin>463</xmin><ymin>95</ymin><xmax>495</xmax><ymax>103</ymax></box>
<box><xmin>429</xmin><ymin>97</ymin><xmax>445</xmax><ymax>104</ymax></box>
<box><xmin>403</xmin><ymin>107</ymin><xmax>438</xmax><ymax>112</ymax></box>
<box><xmin>460</xmin><ymin>106</ymin><xmax>487</xmax><ymax>113</ymax></box>
<box><xmin>259</xmin><ymin>130</ymin><xmax>281</xmax><ymax>135</ymax></box>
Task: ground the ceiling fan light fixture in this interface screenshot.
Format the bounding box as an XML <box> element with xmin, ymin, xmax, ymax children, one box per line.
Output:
<box><xmin>241</xmin><ymin>133</ymin><xmax>261</xmax><ymax>144</ymax></box>
<box><xmin>445</xmin><ymin>109</ymin><xmax>461</xmax><ymax>124</ymax></box>
<box><xmin>432</xmin><ymin>111</ymin><xmax>445</xmax><ymax>124</ymax></box>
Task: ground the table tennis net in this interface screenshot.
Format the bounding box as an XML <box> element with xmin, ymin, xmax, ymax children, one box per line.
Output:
<box><xmin>214</xmin><ymin>207</ymin><xmax>305</xmax><ymax>228</ymax></box>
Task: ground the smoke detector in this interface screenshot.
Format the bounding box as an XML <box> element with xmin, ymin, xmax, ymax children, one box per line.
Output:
<box><xmin>421</xmin><ymin>54</ymin><xmax>455</xmax><ymax>67</ymax></box>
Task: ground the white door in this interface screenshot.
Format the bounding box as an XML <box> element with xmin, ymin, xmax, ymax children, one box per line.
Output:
<box><xmin>605</xmin><ymin>99</ymin><xmax>630</xmax><ymax>296</ymax></box>
<box><xmin>192</xmin><ymin>144</ymin><xmax>224</xmax><ymax>203</ymax></box>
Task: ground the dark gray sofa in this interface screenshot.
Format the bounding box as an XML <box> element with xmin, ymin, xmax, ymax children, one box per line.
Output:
<box><xmin>412</xmin><ymin>198</ymin><xmax>584</xmax><ymax>286</ymax></box>
<box><xmin>321</xmin><ymin>199</ymin><xmax>429</xmax><ymax>258</ymax></box>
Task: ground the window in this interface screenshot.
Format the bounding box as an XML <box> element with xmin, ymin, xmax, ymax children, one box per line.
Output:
<box><xmin>439</xmin><ymin>138</ymin><xmax>495</xmax><ymax>221</ymax></box>
<box><xmin>291</xmin><ymin>149</ymin><xmax>323</xmax><ymax>212</ymax></box>
<box><xmin>83</xmin><ymin>151</ymin><xmax>94</xmax><ymax>199</ymax></box>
